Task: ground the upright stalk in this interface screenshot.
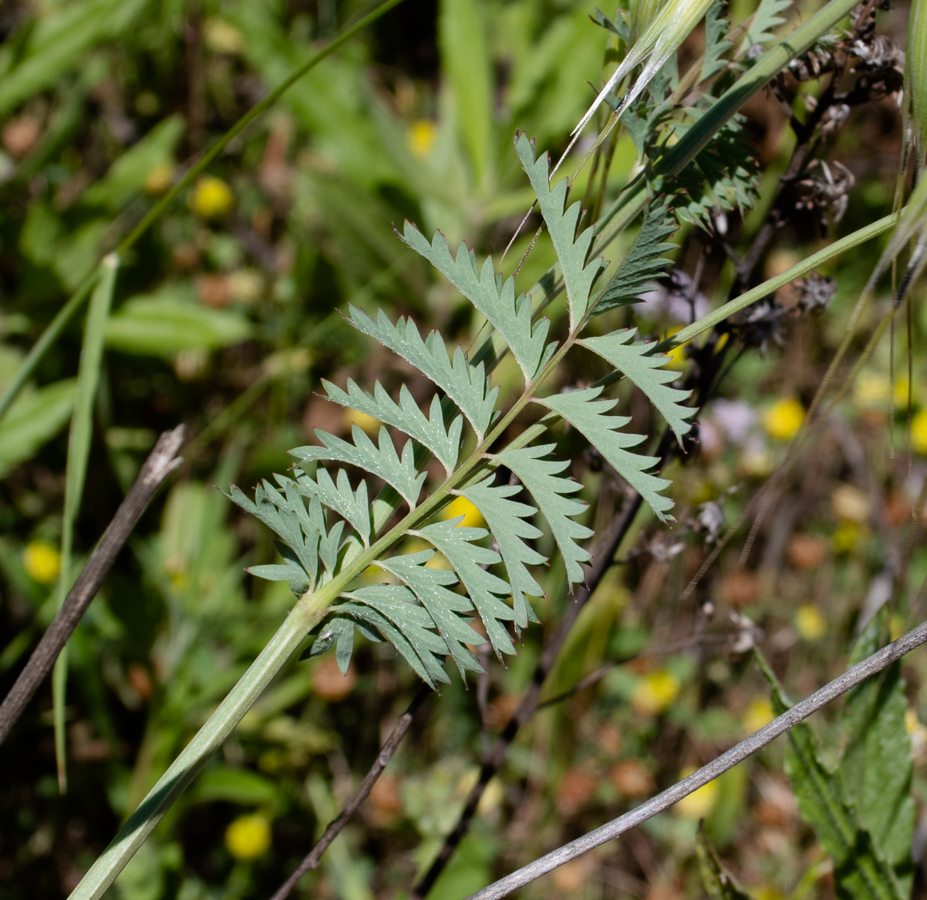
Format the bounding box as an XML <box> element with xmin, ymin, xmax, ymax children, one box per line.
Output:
<box><xmin>69</xmin><ymin>590</ymin><xmax>331</xmax><ymax>900</ymax></box>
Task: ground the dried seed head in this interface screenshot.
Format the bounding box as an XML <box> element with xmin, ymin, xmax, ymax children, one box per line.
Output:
<box><xmin>795</xmin><ymin>272</ymin><xmax>837</xmax><ymax>314</ymax></box>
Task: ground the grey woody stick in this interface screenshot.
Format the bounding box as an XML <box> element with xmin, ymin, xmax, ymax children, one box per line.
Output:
<box><xmin>464</xmin><ymin>619</ymin><xmax>927</xmax><ymax>900</ymax></box>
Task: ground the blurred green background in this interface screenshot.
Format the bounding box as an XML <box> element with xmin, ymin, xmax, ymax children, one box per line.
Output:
<box><xmin>2</xmin><ymin>0</ymin><xmax>926</xmax><ymax>898</ymax></box>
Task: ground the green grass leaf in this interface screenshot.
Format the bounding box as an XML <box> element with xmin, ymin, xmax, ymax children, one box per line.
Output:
<box><xmin>104</xmin><ymin>284</ymin><xmax>252</xmax><ymax>357</ymax></box>
<box><xmin>438</xmin><ymin>0</ymin><xmax>493</xmax><ymax>188</ymax></box>
<box><xmin>83</xmin><ymin>115</ymin><xmax>184</xmax><ymax>211</ymax></box>
<box><xmin>0</xmin><ymin>0</ymin><xmax>150</xmax><ymax>118</ymax></box>
<box><xmin>0</xmin><ymin>378</ymin><xmax>76</xmax><ymax>476</ymax></box>
<box><xmin>53</xmin><ymin>254</ymin><xmax>118</xmax><ymax>788</ymax></box>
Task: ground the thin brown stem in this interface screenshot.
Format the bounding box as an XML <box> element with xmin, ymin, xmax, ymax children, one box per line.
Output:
<box><xmin>269</xmin><ymin>685</ymin><xmax>431</xmax><ymax>900</ymax></box>
<box><xmin>0</xmin><ymin>426</ymin><xmax>185</xmax><ymax>745</ymax></box>
<box><xmin>410</xmin><ymin>490</ymin><xmax>643</xmax><ymax>899</ymax></box>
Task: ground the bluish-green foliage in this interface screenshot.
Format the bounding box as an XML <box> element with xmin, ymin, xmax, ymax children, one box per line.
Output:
<box><xmin>231</xmin><ymin>133</ymin><xmax>696</xmax><ymax>686</ymax></box>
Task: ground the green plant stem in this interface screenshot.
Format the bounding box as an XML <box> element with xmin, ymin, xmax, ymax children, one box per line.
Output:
<box><xmin>325</xmin><ymin>8</ymin><xmax>894</xmax><ymax>627</ymax></box>
<box><xmin>0</xmin><ymin>275</ymin><xmax>97</xmax><ymax>423</ymax></box>
<box><xmin>670</xmin><ymin>211</ymin><xmax>898</xmax><ymax>347</ymax></box>
<box><xmin>68</xmin><ymin>589</ymin><xmax>330</xmax><ymax>900</ymax></box>
<box><xmin>0</xmin><ymin>0</ymin><xmax>407</xmax><ymax>427</ymax></box>
<box><xmin>308</xmin><ymin>0</ymin><xmax>872</xmax><ymax>561</ymax></box>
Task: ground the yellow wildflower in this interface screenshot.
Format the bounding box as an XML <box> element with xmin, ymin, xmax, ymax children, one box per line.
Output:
<box><xmin>675</xmin><ymin>766</ymin><xmax>718</xmax><ymax>820</ymax></box>
<box><xmin>665</xmin><ymin>344</ymin><xmax>686</xmax><ymax>370</ymax></box>
<box><xmin>755</xmin><ymin>888</ymin><xmax>788</xmax><ymax>900</ymax></box>
<box><xmin>893</xmin><ymin>378</ymin><xmax>913</xmax><ymax>408</ymax></box>
<box><xmin>912</xmin><ymin>409</ymin><xmax>927</xmax><ymax>454</ymax></box>
<box><xmin>23</xmin><ymin>541</ymin><xmax>61</xmax><ymax>585</ymax></box>
<box><xmin>191</xmin><ymin>176</ymin><xmax>234</xmax><ymax>221</ymax></box>
<box><xmin>407</xmin><ymin>119</ymin><xmax>437</xmax><ymax>159</ymax></box>
<box><xmin>795</xmin><ymin>604</ymin><xmax>825</xmax><ymax>641</ymax></box>
<box><xmin>742</xmin><ymin>697</ymin><xmax>773</xmax><ymax>735</ymax></box>
<box><xmin>225</xmin><ymin>812</ymin><xmax>271</xmax><ymax>860</ymax></box>
<box><xmin>832</xmin><ymin>484</ymin><xmax>870</xmax><ymax>523</ymax></box>
<box><xmin>169</xmin><ymin>569</ymin><xmax>189</xmax><ymax>592</ymax></box>
<box><xmin>833</xmin><ymin>521</ymin><xmax>858</xmax><ymax>554</ymax></box>
<box><xmin>664</xmin><ymin>327</ymin><xmax>685</xmax><ymax>370</ymax></box>
<box><xmin>631</xmin><ymin>670</ymin><xmax>680</xmax><ymax>716</ymax></box>
<box><xmin>906</xmin><ymin>708</ymin><xmax>927</xmax><ymax>757</ymax></box>
<box><xmin>442</xmin><ymin>495</ymin><xmax>485</xmax><ymax>530</ymax></box>
<box><xmin>762</xmin><ymin>398</ymin><xmax>804</xmax><ymax>441</ymax></box>
<box><xmin>854</xmin><ymin>371</ymin><xmax>889</xmax><ymax>408</ymax></box>
<box><xmin>891</xmin><ymin>614</ymin><xmax>906</xmax><ymax>641</ymax></box>
<box><xmin>740</xmin><ymin>439</ymin><xmax>772</xmax><ymax>478</ymax></box>
<box><xmin>204</xmin><ymin>17</ymin><xmax>245</xmax><ymax>55</ymax></box>
<box><xmin>345</xmin><ymin>408</ymin><xmax>380</xmax><ymax>436</ymax></box>
<box><xmin>144</xmin><ymin>162</ymin><xmax>173</xmax><ymax>196</ymax></box>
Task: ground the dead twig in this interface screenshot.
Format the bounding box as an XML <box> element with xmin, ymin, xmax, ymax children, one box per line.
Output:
<box><xmin>465</xmin><ymin>620</ymin><xmax>927</xmax><ymax>900</ymax></box>
<box><xmin>269</xmin><ymin>684</ymin><xmax>431</xmax><ymax>900</ymax></box>
<box><xmin>0</xmin><ymin>425</ymin><xmax>185</xmax><ymax>745</ymax></box>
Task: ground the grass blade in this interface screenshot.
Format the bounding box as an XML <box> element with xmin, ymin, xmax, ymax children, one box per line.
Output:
<box><xmin>51</xmin><ymin>254</ymin><xmax>118</xmax><ymax>791</ymax></box>
<box><xmin>0</xmin><ymin>0</ymin><xmax>409</xmax><ymax>428</ymax></box>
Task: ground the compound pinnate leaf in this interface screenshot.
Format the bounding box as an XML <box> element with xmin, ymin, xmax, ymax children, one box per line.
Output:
<box><xmin>401</xmin><ymin>223</ymin><xmax>555</xmax><ymax>382</ymax></box>
<box><xmin>377</xmin><ymin>551</ymin><xmax>484</xmax><ymax>679</ymax></box>
<box><xmin>347</xmin><ymin>305</ymin><xmax>497</xmax><ymax>439</ymax></box>
<box><xmin>462</xmin><ymin>475</ymin><xmax>545</xmax><ymax>630</ymax></box>
<box><xmin>225</xmin><ymin>481</ymin><xmax>320</xmax><ymax>589</ymax></box>
<box><xmin>290</xmin><ymin>468</ymin><xmax>371</xmax><ymax>547</ymax></box>
<box><xmin>700</xmin><ymin>0</ymin><xmax>733</xmax><ymax>82</ymax></box>
<box><xmin>338</xmin><ymin>584</ymin><xmax>452</xmax><ymax>687</ymax></box>
<box><xmin>538</xmin><ymin>387</ymin><xmax>674</xmax><ymax>521</ymax></box>
<box><xmin>745</xmin><ymin>0</ymin><xmax>791</xmax><ymax>47</ymax></box>
<box><xmin>322</xmin><ymin>378</ymin><xmax>462</xmax><ymax>473</ymax></box>
<box><xmin>233</xmin><ymin>133</ymin><xmax>690</xmax><ymax>690</ymax></box>
<box><xmin>292</xmin><ymin>425</ymin><xmax>426</xmax><ymax>508</ymax></box>
<box><xmin>246</xmin><ymin>561</ymin><xmax>309</xmax><ymax>597</ymax></box>
<box><xmin>580</xmin><ymin>330</ymin><xmax>695</xmax><ymax>442</ymax></box>
<box><xmin>418</xmin><ymin>518</ymin><xmax>516</xmax><ymax>658</ymax></box>
<box><xmin>515</xmin><ymin>134</ymin><xmax>607</xmax><ymax>330</ymax></box>
<box><xmin>591</xmin><ymin>200</ymin><xmax>677</xmax><ymax>317</ymax></box>
<box><xmin>494</xmin><ymin>443</ymin><xmax>593</xmax><ymax>586</ymax></box>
